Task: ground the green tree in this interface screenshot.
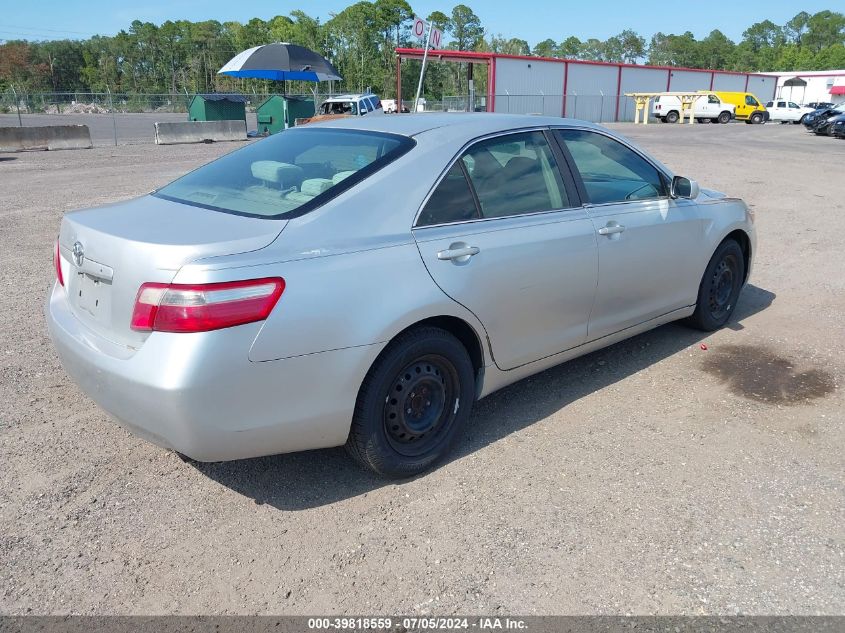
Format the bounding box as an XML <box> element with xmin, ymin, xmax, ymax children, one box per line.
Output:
<box><xmin>533</xmin><ymin>38</ymin><xmax>558</xmax><ymax>58</ymax></box>
<box><xmin>448</xmin><ymin>4</ymin><xmax>483</xmax><ymax>51</ymax></box>
<box><xmin>558</xmin><ymin>36</ymin><xmax>582</xmax><ymax>59</ymax></box>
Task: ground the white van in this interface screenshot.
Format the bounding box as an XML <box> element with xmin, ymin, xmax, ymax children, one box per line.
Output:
<box><xmin>317</xmin><ymin>94</ymin><xmax>384</xmax><ymax>117</ymax></box>
<box><xmin>651</xmin><ymin>94</ymin><xmax>735</xmax><ymax>124</ymax></box>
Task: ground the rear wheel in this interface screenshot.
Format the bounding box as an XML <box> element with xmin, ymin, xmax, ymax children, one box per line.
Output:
<box><xmin>346</xmin><ymin>327</ymin><xmax>475</xmax><ymax>478</ymax></box>
<box><xmin>717</xmin><ymin>111</ymin><xmax>731</xmax><ymax>124</ymax></box>
<box><xmin>686</xmin><ymin>239</ymin><xmax>746</xmax><ymax>331</ymax></box>
<box><xmin>665</xmin><ymin>110</ymin><xmax>680</xmax><ymax>124</ymax></box>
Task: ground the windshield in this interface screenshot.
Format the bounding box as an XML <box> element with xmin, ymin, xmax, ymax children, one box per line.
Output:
<box><xmin>155</xmin><ymin>128</ymin><xmax>413</xmax><ymax>219</ymax></box>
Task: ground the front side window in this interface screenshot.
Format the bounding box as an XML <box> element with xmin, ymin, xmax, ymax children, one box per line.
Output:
<box><xmin>556</xmin><ymin>129</ymin><xmax>666</xmax><ymax>204</ymax></box>
<box><xmin>708</xmin><ymin>95</ymin><xmax>719</xmax><ymax>104</ymax></box>
<box><xmin>789</xmin><ymin>102</ymin><xmax>799</xmax><ymax>109</ymax></box>
<box><xmin>155</xmin><ymin>128</ymin><xmax>413</xmax><ymax>219</ymax></box>
<box><xmin>461</xmin><ymin>131</ymin><xmax>569</xmax><ymax>218</ymax></box>
<box><xmin>746</xmin><ymin>95</ymin><xmax>759</xmax><ymax>106</ymax></box>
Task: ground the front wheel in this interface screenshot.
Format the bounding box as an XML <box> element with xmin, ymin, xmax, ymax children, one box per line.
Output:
<box><xmin>346</xmin><ymin>327</ymin><xmax>475</xmax><ymax>477</ymax></box>
<box><xmin>686</xmin><ymin>239</ymin><xmax>746</xmax><ymax>331</ymax></box>
<box><xmin>750</xmin><ymin>112</ymin><xmax>765</xmax><ymax>124</ymax></box>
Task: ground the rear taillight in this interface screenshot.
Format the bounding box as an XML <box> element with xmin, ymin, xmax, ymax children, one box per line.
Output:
<box><xmin>131</xmin><ymin>278</ymin><xmax>285</xmax><ymax>333</ymax></box>
<box><xmin>54</xmin><ymin>240</ymin><xmax>64</xmax><ymax>287</ymax></box>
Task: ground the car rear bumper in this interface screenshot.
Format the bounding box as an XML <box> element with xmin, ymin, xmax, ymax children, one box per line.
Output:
<box><xmin>46</xmin><ymin>282</ymin><xmax>383</xmax><ymax>461</ymax></box>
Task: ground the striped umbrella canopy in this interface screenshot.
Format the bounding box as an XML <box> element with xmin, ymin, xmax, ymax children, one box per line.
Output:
<box><xmin>218</xmin><ymin>43</ymin><xmax>342</xmax><ymax>82</ymax></box>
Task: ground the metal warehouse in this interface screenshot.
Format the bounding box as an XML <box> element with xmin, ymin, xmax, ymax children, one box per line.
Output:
<box><xmin>396</xmin><ymin>48</ymin><xmax>778</xmax><ymax>122</ymax></box>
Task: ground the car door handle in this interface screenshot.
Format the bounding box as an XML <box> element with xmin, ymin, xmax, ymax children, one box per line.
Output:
<box><xmin>437</xmin><ymin>245</ymin><xmax>480</xmax><ymax>260</ymax></box>
<box><xmin>598</xmin><ymin>224</ymin><xmax>626</xmax><ymax>236</ymax></box>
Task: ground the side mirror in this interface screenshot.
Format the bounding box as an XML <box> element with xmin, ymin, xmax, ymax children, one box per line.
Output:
<box><xmin>671</xmin><ymin>176</ymin><xmax>700</xmax><ymax>199</ymax></box>
<box><xmin>360</xmin><ymin>107</ymin><xmax>368</xmax><ymax>115</ymax></box>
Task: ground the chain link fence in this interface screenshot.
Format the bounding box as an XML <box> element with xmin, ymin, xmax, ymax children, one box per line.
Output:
<box><xmin>0</xmin><ymin>90</ymin><xmax>337</xmax><ymax>146</ymax></box>
<box><xmin>1</xmin><ymin>91</ymin><xmax>647</xmax><ymax>147</ymax></box>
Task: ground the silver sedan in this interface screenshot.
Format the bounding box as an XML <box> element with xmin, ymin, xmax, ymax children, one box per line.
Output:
<box><xmin>46</xmin><ymin>114</ymin><xmax>756</xmax><ymax>477</ymax></box>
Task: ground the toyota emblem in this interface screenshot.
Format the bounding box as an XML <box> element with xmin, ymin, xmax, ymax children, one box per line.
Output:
<box><xmin>72</xmin><ymin>241</ymin><xmax>84</xmax><ymax>267</ymax></box>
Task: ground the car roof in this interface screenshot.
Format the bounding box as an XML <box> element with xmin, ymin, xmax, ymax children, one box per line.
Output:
<box><xmin>305</xmin><ymin>112</ymin><xmax>604</xmax><ymax>139</ymax></box>
<box><xmin>324</xmin><ymin>94</ymin><xmax>374</xmax><ymax>102</ymax></box>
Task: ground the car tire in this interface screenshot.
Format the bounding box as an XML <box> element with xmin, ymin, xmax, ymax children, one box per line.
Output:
<box><xmin>345</xmin><ymin>326</ymin><xmax>475</xmax><ymax>478</ymax></box>
<box><xmin>717</xmin><ymin>111</ymin><xmax>731</xmax><ymax>124</ymax></box>
<box><xmin>665</xmin><ymin>110</ymin><xmax>679</xmax><ymax>124</ymax></box>
<box><xmin>750</xmin><ymin>112</ymin><xmax>764</xmax><ymax>124</ymax></box>
<box><xmin>686</xmin><ymin>239</ymin><xmax>746</xmax><ymax>332</ymax></box>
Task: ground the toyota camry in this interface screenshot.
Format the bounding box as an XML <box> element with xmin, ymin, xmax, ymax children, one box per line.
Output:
<box><xmin>47</xmin><ymin>114</ymin><xmax>756</xmax><ymax>477</ymax></box>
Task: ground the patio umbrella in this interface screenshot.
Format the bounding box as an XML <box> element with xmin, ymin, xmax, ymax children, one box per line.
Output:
<box><xmin>218</xmin><ymin>43</ymin><xmax>342</xmax><ymax>82</ymax></box>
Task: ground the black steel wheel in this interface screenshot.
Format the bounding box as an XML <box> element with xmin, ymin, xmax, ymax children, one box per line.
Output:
<box><xmin>686</xmin><ymin>239</ymin><xmax>746</xmax><ymax>331</ymax></box>
<box><xmin>383</xmin><ymin>355</ymin><xmax>457</xmax><ymax>457</ymax></box>
<box><xmin>665</xmin><ymin>110</ymin><xmax>680</xmax><ymax>124</ymax></box>
<box><xmin>750</xmin><ymin>112</ymin><xmax>764</xmax><ymax>124</ymax></box>
<box><xmin>346</xmin><ymin>326</ymin><xmax>475</xmax><ymax>477</ymax></box>
<box><xmin>718</xmin><ymin>111</ymin><xmax>731</xmax><ymax>124</ymax></box>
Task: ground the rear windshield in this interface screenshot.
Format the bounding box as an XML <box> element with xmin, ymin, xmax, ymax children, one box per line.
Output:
<box><xmin>154</xmin><ymin>128</ymin><xmax>413</xmax><ymax>219</ymax></box>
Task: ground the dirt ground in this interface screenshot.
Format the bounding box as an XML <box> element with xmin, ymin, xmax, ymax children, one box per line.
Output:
<box><xmin>0</xmin><ymin>120</ymin><xmax>843</xmax><ymax>616</ymax></box>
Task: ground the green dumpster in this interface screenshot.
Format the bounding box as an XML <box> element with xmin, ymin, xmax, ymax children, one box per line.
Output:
<box><xmin>256</xmin><ymin>95</ymin><xmax>315</xmax><ymax>134</ymax></box>
<box><xmin>188</xmin><ymin>94</ymin><xmax>247</xmax><ymax>122</ymax></box>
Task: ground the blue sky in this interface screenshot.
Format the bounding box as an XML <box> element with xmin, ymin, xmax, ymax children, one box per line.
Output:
<box><xmin>0</xmin><ymin>1</ymin><xmax>836</xmax><ymax>44</ymax></box>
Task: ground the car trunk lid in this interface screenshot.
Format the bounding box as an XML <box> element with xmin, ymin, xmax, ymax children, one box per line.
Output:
<box><xmin>57</xmin><ymin>195</ymin><xmax>286</xmax><ymax>349</ymax></box>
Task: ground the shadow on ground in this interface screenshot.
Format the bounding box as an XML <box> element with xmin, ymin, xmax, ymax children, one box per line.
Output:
<box><xmin>192</xmin><ymin>284</ymin><xmax>776</xmax><ymax>511</ymax></box>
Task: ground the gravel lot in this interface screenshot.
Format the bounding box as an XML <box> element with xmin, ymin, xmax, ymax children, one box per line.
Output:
<box><xmin>1</xmin><ymin>120</ymin><xmax>843</xmax><ymax>616</ymax></box>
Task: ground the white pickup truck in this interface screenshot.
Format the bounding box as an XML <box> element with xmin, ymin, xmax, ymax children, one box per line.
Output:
<box><xmin>652</xmin><ymin>93</ymin><xmax>735</xmax><ymax>124</ymax></box>
<box><xmin>764</xmin><ymin>99</ymin><xmax>815</xmax><ymax>124</ymax></box>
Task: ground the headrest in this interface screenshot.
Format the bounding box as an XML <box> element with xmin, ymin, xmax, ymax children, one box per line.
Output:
<box><xmin>251</xmin><ymin>161</ymin><xmax>303</xmax><ymax>183</ymax></box>
<box><xmin>300</xmin><ymin>178</ymin><xmax>334</xmax><ymax>197</ymax></box>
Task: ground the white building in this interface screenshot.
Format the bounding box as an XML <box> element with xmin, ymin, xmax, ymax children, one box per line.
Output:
<box><xmin>767</xmin><ymin>70</ymin><xmax>845</xmax><ymax>106</ymax></box>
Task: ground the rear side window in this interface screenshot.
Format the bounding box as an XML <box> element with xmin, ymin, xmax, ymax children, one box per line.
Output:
<box><xmin>417</xmin><ymin>131</ymin><xmax>570</xmax><ymax>226</ymax></box>
<box><xmin>417</xmin><ymin>163</ymin><xmax>479</xmax><ymax>226</ymax></box>
<box><xmin>463</xmin><ymin>132</ymin><xmax>569</xmax><ymax>218</ymax></box>
<box><xmin>155</xmin><ymin>128</ymin><xmax>414</xmax><ymax>219</ymax></box>
<box><xmin>556</xmin><ymin>129</ymin><xmax>666</xmax><ymax>204</ymax></box>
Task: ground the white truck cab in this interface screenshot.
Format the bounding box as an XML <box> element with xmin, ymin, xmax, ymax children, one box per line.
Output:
<box><xmin>317</xmin><ymin>94</ymin><xmax>384</xmax><ymax>117</ymax></box>
<box><xmin>765</xmin><ymin>100</ymin><xmax>815</xmax><ymax>124</ymax></box>
<box><xmin>652</xmin><ymin>93</ymin><xmax>735</xmax><ymax>124</ymax></box>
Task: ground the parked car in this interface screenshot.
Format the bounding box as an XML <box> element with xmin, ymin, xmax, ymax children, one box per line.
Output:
<box><xmin>764</xmin><ymin>100</ymin><xmax>815</xmax><ymax>124</ymax></box>
<box><xmin>802</xmin><ymin>104</ymin><xmax>845</xmax><ymax>130</ymax></box>
<box><xmin>316</xmin><ymin>93</ymin><xmax>384</xmax><ymax>117</ymax></box>
<box><xmin>805</xmin><ymin>102</ymin><xmax>834</xmax><ymax>110</ymax></box>
<box><xmin>833</xmin><ymin>116</ymin><xmax>845</xmax><ymax>139</ymax></box>
<box><xmin>652</xmin><ymin>93</ymin><xmax>734</xmax><ymax>124</ymax></box>
<box><xmin>815</xmin><ymin>112</ymin><xmax>845</xmax><ymax>136</ymax></box>
<box><xmin>709</xmin><ymin>91</ymin><xmax>769</xmax><ymax>124</ymax></box>
<box><xmin>47</xmin><ymin>114</ymin><xmax>756</xmax><ymax>477</ymax></box>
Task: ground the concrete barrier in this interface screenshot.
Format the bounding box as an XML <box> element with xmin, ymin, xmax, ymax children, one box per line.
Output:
<box><xmin>154</xmin><ymin>120</ymin><xmax>247</xmax><ymax>145</ymax></box>
<box><xmin>0</xmin><ymin>125</ymin><xmax>93</xmax><ymax>152</ymax></box>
